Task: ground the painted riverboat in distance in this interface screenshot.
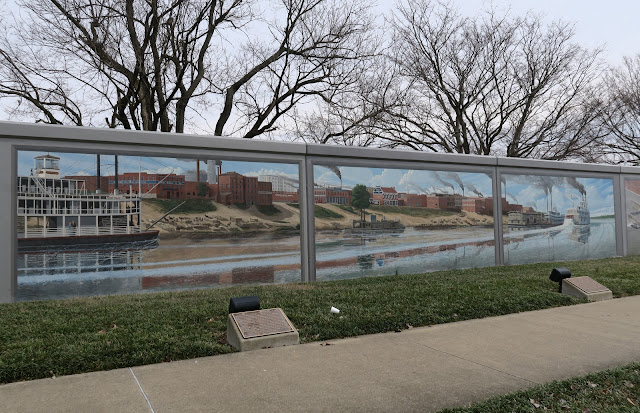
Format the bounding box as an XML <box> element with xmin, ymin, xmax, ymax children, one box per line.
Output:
<box><xmin>565</xmin><ymin>194</ymin><xmax>590</xmax><ymax>226</ymax></box>
<box><xmin>507</xmin><ymin>207</ymin><xmax>564</xmax><ymax>228</ymax></box>
<box><xmin>17</xmin><ymin>154</ymin><xmax>158</xmax><ymax>253</ymax></box>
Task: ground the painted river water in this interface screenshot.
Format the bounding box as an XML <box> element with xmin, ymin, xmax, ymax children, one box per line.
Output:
<box><xmin>16</xmin><ymin>218</ymin><xmax>616</xmax><ymax>301</ymax></box>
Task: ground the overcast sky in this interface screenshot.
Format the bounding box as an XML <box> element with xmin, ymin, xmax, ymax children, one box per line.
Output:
<box><xmin>3</xmin><ymin>0</ymin><xmax>637</xmax><ymax>137</ymax></box>
<box><xmin>3</xmin><ymin>0</ymin><xmax>638</xmax><ymax>66</ymax></box>
<box><xmin>435</xmin><ymin>0</ymin><xmax>637</xmax><ymax>65</ymax></box>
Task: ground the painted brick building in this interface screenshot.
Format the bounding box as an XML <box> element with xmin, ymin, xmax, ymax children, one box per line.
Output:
<box><xmin>314</xmin><ymin>187</ymin><xmax>352</xmax><ymax>205</ymax></box>
<box><xmin>398</xmin><ymin>193</ymin><xmax>428</xmax><ymax>207</ymax></box>
<box><xmin>107</xmin><ymin>172</ymin><xmax>185</xmax><ymax>199</ymax></box>
<box><xmin>183</xmin><ymin>181</ymin><xmax>219</xmax><ymax>199</ymax></box>
<box><xmin>217</xmin><ymin>172</ymin><xmax>272</xmax><ymax>206</ymax></box>
<box><xmin>371</xmin><ymin>186</ymin><xmax>398</xmax><ymax>206</ymax></box>
<box><xmin>272</xmin><ymin>190</ymin><xmax>299</xmax><ymax>203</ymax></box>
<box><xmin>462</xmin><ymin>197</ymin><xmax>492</xmax><ymax>215</ymax></box>
<box><xmin>462</xmin><ymin>197</ymin><xmax>523</xmax><ymax>216</ymax></box>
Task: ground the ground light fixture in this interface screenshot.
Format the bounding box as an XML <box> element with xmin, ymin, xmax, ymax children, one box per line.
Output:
<box><xmin>229</xmin><ymin>295</ymin><xmax>260</xmax><ymax>313</ymax></box>
<box><xmin>549</xmin><ymin>267</ymin><xmax>572</xmax><ymax>292</ymax></box>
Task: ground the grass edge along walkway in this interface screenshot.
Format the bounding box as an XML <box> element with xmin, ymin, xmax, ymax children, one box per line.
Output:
<box><xmin>2</xmin><ymin>255</ymin><xmax>640</xmax><ymax>384</ymax></box>
<box><xmin>438</xmin><ymin>362</ymin><xmax>640</xmax><ymax>412</ymax></box>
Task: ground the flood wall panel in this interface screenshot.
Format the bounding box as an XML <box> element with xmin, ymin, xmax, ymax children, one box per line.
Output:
<box><xmin>625</xmin><ymin>178</ymin><xmax>640</xmax><ymax>255</ymax></box>
<box><xmin>502</xmin><ymin>173</ymin><xmax>617</xmax><ymax>265</ymax></box>
<box><xmin>312</xmin><ymin>164</ymin><xmax>496</xmax><ymax>281</ymax></box>
<box><xmin>16</xmin><ymin>150</ymin><xmax>301</xmax><ymax>301</ymax></box>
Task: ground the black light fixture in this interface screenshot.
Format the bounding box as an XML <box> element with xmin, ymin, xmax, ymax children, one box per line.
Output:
<box><xmin>549</xmin><ymin>268</ymin><xmax>571</xmax><ymax>292</ymax></box>
<box><xmin>229</xmin><ymin>295</ymin><xmax>260</xmax><ymax>313</ymax></box>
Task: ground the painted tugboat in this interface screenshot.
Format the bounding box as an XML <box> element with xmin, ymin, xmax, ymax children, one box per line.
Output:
<box><xmin>346</xmin><ymin>214</ymin><xmax>405</xmax><ymax>235</ymax></box>
<box><xmin>17</xmin><ymin>154</ymin><xmax>159</xmax><ymax>253</ymax></box>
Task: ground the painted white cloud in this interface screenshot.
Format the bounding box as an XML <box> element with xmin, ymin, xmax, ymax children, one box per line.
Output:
<box><xmin>505</xmin><ymin>175</ymin><xmax>615</xmax><ymax>216</ymax></box>
<box><xmin>331</xmin><ymin>166</ymin><xmax>374</xmax><ymax>188</ymax></box>
<box><xmin>315</xmin><ymin>170</ymin><xmax>341</xmax><ymax>186</ymax></box>
<box><xmin>144</xmin><ymin>166</ymin><xmax>184</xmax><ymax>175</ymax></box>
<box><xmin>244</xmin><ymin>168</ymin><xmax>299</xmax><ymax>180</ymax></box>
<box><xmin>370</xmin><ymin>168</ymin><xmax>405</xmax><ymax>189</ymax></box>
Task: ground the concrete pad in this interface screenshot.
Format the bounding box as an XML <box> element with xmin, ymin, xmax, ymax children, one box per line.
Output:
<box><xmin>0</xmin><ymin>368</ymin><xmax>149</xmax><ymax>413</ymax></box>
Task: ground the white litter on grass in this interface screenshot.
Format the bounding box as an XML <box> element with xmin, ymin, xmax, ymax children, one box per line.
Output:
<box><xmin>330</xmin><ymin>306</ymin><xmax>340</xmax><ymax>314</ymax></box>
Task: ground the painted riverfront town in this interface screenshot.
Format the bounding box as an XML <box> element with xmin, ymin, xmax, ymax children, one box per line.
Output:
<box><xmin>15</xmin><ymin>151</ymin><xmax>618</xmax><ymax>300</ymax></box>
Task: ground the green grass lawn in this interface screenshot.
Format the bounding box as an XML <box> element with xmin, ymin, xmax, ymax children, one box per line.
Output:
<box><xmin>143</xmin><ymin>198</ymin><xmax>217</xmax><ymax>214</ymax></box>
<box><xmin>1</xmin><ymin>256</ymin><xmax>639</xmax><ymax>384</ymax></box>
<box><xmin>369</xmin><ymin>204</ymin><xmax>454</xmax><ymax>217</ymax></box>
<box><xmin>440</xmin><ymin>363</ymin><xmax>640</xmax><ymax>412</ymax></box>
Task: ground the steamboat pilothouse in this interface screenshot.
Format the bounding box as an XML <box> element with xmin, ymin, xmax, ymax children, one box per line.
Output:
<box><xmin>565</xmin><ymin>194</ymin><xmax>590</xmax><ymax>226</ymax></box>
<box><xmin>17</xmin><ymin>154</ymin><xmax>159</xmax><ymax>253</ymax></box>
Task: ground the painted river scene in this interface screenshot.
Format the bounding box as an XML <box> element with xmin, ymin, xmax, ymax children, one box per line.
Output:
<box><xmin>16</xmin><ymin>151</ymin><xmax>617</xmax><ymax>301</ymax></box>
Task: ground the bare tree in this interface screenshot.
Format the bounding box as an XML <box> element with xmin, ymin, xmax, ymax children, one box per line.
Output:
<box><xmin>382</xmin><ymin>0</ymin><xmax>602</xmax><ymax>160</ymax></box>
<box><xmin>504</xmin><ymin>17</ymin><xmax>603</xmax><ymax>159</ymax></box>
<box><xmin>598</xmin><ymin>54</ymin><xmax>640</xmax><ymax>164</ymax></box>
<box><xmin>0</xmin><ymin>17</ymin><xmax>83</xmax><ymax>125</ymax></box>
<box><xmin>288</xmin><ymin>52</ymin><xmax>406</xmax><ymax>147</ymax></box>
<box><xmin>0</xmin><ymin>0</ymin><xmax>377</xmax><ymax>138</ymax></box>
<box><xmin>385</xmin><ymin>0</ymin><xmax>517</xmax><ymax>154</ymax></box>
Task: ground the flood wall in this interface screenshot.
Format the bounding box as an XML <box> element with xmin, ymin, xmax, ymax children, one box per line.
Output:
<box><xmin>0</xmin><ymin>122</ymin><xmax>635</xmax><ymax>302</ymax></box>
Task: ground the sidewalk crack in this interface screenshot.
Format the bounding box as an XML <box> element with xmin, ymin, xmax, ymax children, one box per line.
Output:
<box><xmin>408</xmin><ymin>340</ymin><xmax>541</xmax><ymax>386</ymax></box>
<box><xmin>129</xmin><ymin>367</ymin><xmax>155</xmax><ymax>413</ymax></box>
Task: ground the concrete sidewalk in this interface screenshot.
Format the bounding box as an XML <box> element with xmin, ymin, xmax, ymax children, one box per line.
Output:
<box><xmin>2</xmin><ymin>296</ymin><xmax>640</xmax><ymax>413</ymax></box>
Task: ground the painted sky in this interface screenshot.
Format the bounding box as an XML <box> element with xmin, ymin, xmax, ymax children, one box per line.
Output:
<box><xmin>17</xmin><ymin>151</ymin><xmax>617</xmax><ymax>216</ymax></box>
<box><xmin>503</xmin><ymin>174</ymin><xmax>614</xmax><ymax>217</ymax></box>
<box><xmin>314</xmin><ymin>165</ymin><xmax>494</xmax><ymax>198</ymax></box>
<box><xmin>17</xmin><ymin>151</ymin><xmax>300</xmax><ymax>183</ymax></box>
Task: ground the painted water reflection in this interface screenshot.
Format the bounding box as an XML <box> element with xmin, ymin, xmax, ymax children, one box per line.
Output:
<box><xmin>17</xmin><ymin>218</ymin><xmax>618</xmax><ymax>301</ymax></box>
<box><xmin>315</xmin><ymin>226</ymin><xmax>496</xmax><ymax>281</ymax></box>
<box><xmin>504</xmin><ymin>218</ymin><xmax>616</xmax><ymax>265</ymax></box>
<box><xmin>17</xmin><ymin>233</ymin><xmax>302</xmax><ymax>301</ymax></box>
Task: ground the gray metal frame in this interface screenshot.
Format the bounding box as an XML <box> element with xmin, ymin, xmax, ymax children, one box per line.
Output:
<box><xmin>619</xmin><ymin>171</ymin><xmax>640</xmax><ymax>256</ymax></box>
<box><xmin>0</xmin><ymin>140</ymin><xmax>16</xmax><ymax>303</ymax></box>
<box><xmin>1</xmin><ymin>121</ymin><xmax>639</xmax><ymax>302</ymax></box>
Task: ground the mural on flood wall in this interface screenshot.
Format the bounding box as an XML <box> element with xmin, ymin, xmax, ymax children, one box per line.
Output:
<box><xmin>502</xmin><ymin>174</ymin><xmax>616</xmax><ymax>265</ymax></box>
<box><xmin>625</xmin><ymin>179</ymin><xmax>640</xmax><ymax>255</ymax></box>
<box><xmin>312</xmin><ymin>165</ymin><xmax>496</xmax><ymax>281</ymax></box>
<box><xmin>16</xmin><ymin>150</ymin><xmax>301</xmax><ymax>301</ymax></box>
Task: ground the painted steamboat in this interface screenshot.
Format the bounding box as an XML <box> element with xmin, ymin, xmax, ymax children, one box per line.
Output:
<box><xmin>17</xmin><ymin>154</ymin><xmax>159</xmax><ymax>253</ymax></box>
<box><xmin>565</xmin><ymin>194</ymin><xmax>590</xmax><ymax>226</ymax></box>
<box><xmin>507</xmin><ymin>208</ymin><xmax>564</xmax><ymax>228</ymax></box>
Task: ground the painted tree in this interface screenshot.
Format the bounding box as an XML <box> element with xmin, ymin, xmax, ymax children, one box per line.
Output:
<box><xmin>350</xmin><ymin>184</ymin><xmax>370</xmax><ymax>221</ymax></box>
<box><xmin>196</xmin><ymin>182</ymin><xmax>209</xmax><ymax>198</ymax></box>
